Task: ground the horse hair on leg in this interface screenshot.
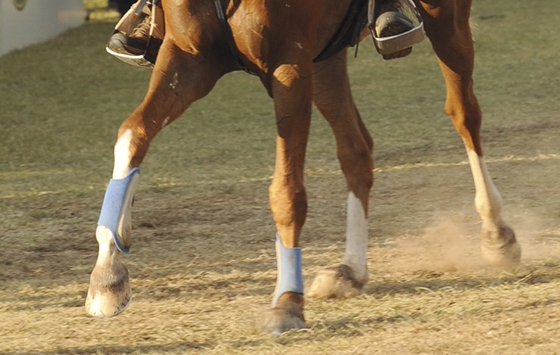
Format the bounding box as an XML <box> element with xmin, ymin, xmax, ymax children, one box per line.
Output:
<box><xmin>86</xmin><ymin>36</ymin><xmax>226</xmax><ymax>317</ymax></box>
<box><xmin>86</xmin><ymin>0</ymin><xmax>520</xmax><ymax>336</ymax></box>
<box><xmin>308</xmin><ymin>49</ymin><xmax>374</xmax><ymax>299</ymax></box>
<box><xmin>417</xmin><ymin>0</ymin><xmax>520</xmax><ymax>267</ymax></box>
<box><xmin>264</xmin><ymin>61</ymin><xmax>314</xmax><ymax>334</ymax></box>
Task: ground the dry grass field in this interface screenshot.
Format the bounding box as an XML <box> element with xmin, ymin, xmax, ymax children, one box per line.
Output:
<box><xmin>1</xmin><ymin>1</ymin><xmax>560</xmax><ymax>354</ymax></box>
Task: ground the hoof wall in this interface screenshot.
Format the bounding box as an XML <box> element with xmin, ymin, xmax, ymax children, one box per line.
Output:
<box><xmin>308</xmin><ymin>264</ymin><xmax>364</xmax><ymax>299</ymax></box>
<box><xmin>481</xmin><ymin>225</ymin><xmax>522</xmax><ymax>269</ymax></box>
<box><xmin>86</xmin><ymin>291</ymin><xmax>131</xmax><ymax>317</ymax></box>
<box><xmin>263</xmin><ymin>303</ymin><xmax>305</xmax><ymax>336</ymax></box>
<box><xmin>85</xmin><ymin>262</ymin><xmax>131</xmax><ymax>317</ymax></box>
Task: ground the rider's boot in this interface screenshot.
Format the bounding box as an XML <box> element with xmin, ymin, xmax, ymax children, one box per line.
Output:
<box><xmin>105</xmin><ymin>0</ymin><xmax>163</xmax><ymax>68</ymax></box>
<box><xmin>369</xmin><ymin>0</ymin><xmax>425</xmax><ymax>60</ymax></box>
<box><xmin>107</xmin><ymin>15</ymin><xmax>151</xmax><ymax>56</ymax></box>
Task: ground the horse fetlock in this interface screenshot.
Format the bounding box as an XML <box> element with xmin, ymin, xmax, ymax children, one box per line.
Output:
<box><xmin>95</xmin><ymin>226</ymin><xmax>121</xmax><ymax>258</ymax></box>
<box><xmin>85</xmin><ymin>258</ymin><xmax>131</xmax><ymax>317</ymax></box>
<box><xmin>481</xmin><ymin>224</ymin><xmax>521</xmax><ymax>268</ymax></box>
<box><xmin>307</xmin><ymin>264</ymin><xmax>365</xmax><ymax>299</ymax></box>
<box><xmin>263</xmin><ymin>293</ymin><xmax>305</xmax><ymax>336</ymax></box>
<box><xmin>340</xmin><ymin>254</ymin><xmax>369</xmax><ymax>285</ymax></box>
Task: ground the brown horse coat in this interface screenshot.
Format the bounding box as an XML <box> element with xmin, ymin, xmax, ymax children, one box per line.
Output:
<box><xmin>86</xmin><ymin>0</ymin><xmax>520</xmax><ymax>335</ymax></box>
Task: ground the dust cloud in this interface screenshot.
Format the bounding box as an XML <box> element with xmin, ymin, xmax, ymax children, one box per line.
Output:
<box><xmin>390</xmin><ymin>210</ymin><xmax>560</xmax><ymax>273</ymax></box>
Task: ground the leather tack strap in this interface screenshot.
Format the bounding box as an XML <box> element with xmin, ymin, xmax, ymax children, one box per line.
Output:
<box><xmin>213</xmin><ymin>0</ymin><xmax>257</xmax><ymax>75</ymax></box>
<box><xmin>314</xmin><ymin>0</ymin><xmax>369</xmax><ymax>63</ymax></box>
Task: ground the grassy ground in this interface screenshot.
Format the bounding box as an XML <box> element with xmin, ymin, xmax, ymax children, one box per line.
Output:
<box><xmin>1</xmin><ymin>0</ymin><xmax>560</xmax><ymax>354</ymax></box>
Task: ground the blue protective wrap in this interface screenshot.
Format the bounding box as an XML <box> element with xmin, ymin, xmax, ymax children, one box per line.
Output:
<box><xmin>97</xmin><ymin>168</ymin><xmax>140</xmax><ymax>254</ymax></box>
<box><xmin>273</xmin><ymin>234</ymin><xmax>304</xmax><ymax>306</ymax></box>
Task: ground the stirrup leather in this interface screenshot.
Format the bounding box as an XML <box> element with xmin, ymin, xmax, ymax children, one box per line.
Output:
<box><xmin>368</xmin><ymin>0</ymin><xmax>425</xmax><ymax>56</ymax></box>
<box><xmin>106</xmin><ymin>0</ymin><xmax>164</xmax><ymax>68</ymax></box>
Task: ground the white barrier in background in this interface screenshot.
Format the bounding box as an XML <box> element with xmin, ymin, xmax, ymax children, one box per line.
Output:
<box><xmin>0</xmin><ymin>0</ymin><xmax>85</xmax><ymax>56</ymax></box>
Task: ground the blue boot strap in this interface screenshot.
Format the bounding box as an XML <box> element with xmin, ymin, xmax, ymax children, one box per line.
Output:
<box><xmin>273</xmin><ymin>234</ymin><xmax>304</xmax><ymax>306</ymax></box>
<box><xmin>97</xmin><ymin>168</ymin><xmax>140</xmax><ymax>254</ymax></box>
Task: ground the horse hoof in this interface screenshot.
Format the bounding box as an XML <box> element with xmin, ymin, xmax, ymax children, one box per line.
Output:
<box><xmin>263</xmin><ymin>302</ymin><xmax>305</xmax><ymax>336</ymax></box>
<box><xmin>85</xmin><ymin>261</ymin><xmax>131</xmax><ymax>317</ymax></box>
<box><xmin>307</xmin><ymin>264</ymin><xmax>364</xmax><ymax>299</ymax></box>
<box><xmin>481</xmin><ymin>224</ymin><xmax>522</xmax><ymax>268</ymax></box>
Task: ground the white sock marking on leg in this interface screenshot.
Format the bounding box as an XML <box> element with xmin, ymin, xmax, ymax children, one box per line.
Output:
<box><xmin>466</xmin><ymin>149</ymin><xmax>503</xmax><ymax>228</ymax></box>
<box><xmin>341</xmin><ymin>192</ymin><xmax>369</xmax><ymax>284</ymax></box>
<box><xmin>95</xmin><ymin>225</ymin><xmax>119</xmax><ymax>263</ymax></box>
<box><xmin>113</xmin><ymin>129</ymin><xmax>134</xmax><ymax>179</ymax></box>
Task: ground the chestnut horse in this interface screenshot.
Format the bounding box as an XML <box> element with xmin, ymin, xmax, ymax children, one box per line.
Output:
<box><xmin>86</xmin><ymin>0</ymin><xmax>521</xmax><ymax>335</ymax></box>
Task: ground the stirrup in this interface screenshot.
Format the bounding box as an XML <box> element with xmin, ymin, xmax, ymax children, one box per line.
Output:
<box><xmin>106</xmin><ymin>0</ymin><xmax>164</xmax><ymax>68</ymax></box>
<box><xmin>368</xmin><ymin>0</ymin><xmax>425</xmax><ymax>56</ymax></box>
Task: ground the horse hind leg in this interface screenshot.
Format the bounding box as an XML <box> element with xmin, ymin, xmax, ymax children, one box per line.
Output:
<box><xmin>86</xmin><ymin>44</ymin><xmax>223</xmax><ymax>317</ymax></box>
<box><xmin>308</xmin><ymin>49</ymin><xmax>374</xmax><ymax>299</ymax></box>
<box><xmin>418</xmin><ymin>0</ymin><xmax>520</xmax><ymax>267</ymax></box>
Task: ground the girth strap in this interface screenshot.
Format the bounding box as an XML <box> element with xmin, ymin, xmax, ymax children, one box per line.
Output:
<box><xmin>314</xmin><ymin>0</ymin><xmax>369</xmax><ymax>63</ymax></box>
<box><xmin>213</xmin><ymin>0</ymin><xmax>368</xmax><ymax>73</ymax></box>
<box><xmin>213</xmin><ymin>0</ymin><xmax>257</xmax><ymax>75</ymax></box>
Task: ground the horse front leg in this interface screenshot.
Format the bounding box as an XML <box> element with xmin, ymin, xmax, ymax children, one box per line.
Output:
<box><xmin>308</xmin><ymin>49</ymin><xmax>374</xmax><ymax>299</ymax></box>
<box><xmin>418</xmin><ymin>0</ymin><xmax>521</xmax><ymax>267</ymax></box>
<box><xmin>86</xmin><ymin>45</ymin><xmax>222</xmax><ymax>317</ymax></box>
<box><xmin>263</xmin><ymin>63</ymin><xmax>313</xmax><ymax>335</ymax></box>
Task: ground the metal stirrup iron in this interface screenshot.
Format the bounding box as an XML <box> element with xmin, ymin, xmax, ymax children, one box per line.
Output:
<box><xmin>106</xmin><ymin>0</ymin><xmax>164</xmax><ymax>68</ymax></box>
<box><xmin>368</xmin><ymin>0</ymin><xmax>425</xmax><ymax>56</ymax></box>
